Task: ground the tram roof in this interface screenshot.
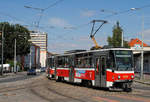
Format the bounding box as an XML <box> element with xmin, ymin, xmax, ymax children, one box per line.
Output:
<box><xmin>56</xmin><ymin>48</ymin><xmax>133</xmax><ymax>57</ymax></box>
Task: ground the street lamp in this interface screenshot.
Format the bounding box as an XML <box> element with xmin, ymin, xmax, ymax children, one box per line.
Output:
<box><xmin>131</xmin><ymin>8</ymin><xmax>144</xmax><ymax>79</ymax></box>
<box><xmin>14</xmin><ymin>39</ymin><xmax>17</xmax><ymax>73</ymax></box>
<box><xmin>24</xmin><ymin>6</ymin><xmax>44</xmax><ymax>30</ymax></box>
<box><xmin>1</xmin><ymin>24</ymin><xmax>5</xmax><ymax>75</ymax></box>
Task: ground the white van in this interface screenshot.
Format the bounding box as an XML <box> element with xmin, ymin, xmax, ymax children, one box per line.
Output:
<box><xmin>0</xmin><ymin>64</ymin><xmax>10</xmax><ymax>73</ymax></box>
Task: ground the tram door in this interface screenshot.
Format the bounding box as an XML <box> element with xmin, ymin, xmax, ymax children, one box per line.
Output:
<box><xmin>95</xmin><ymin>56</ymin><xmax>106</xmax><ymax>87</ymax></box>
<box><xmin>69</xmin><ymin>56</ymin><xmax>74</xmax><ymax>82</ymax></box>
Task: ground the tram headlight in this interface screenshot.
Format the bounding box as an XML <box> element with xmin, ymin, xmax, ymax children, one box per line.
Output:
<box><xmin>131</xmin><ymin>75</ymin><xmax>134</xmax><ymax>79</ymax></box>
<box><xmin>118</xmin><ymin>75</ymin><xmax>121</xmax><ymax>79</ymax></box>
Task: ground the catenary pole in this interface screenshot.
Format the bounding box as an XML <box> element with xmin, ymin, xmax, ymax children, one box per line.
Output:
<box><xmin>140</xmin><ymin>16</ymin><xmax>144</xmax><ymax>80</ymax></box>
<box><xmin>14</xmin><ymin>39</ymin><xmax>17</xmax><ymax>73</ymax></box>
<box><xmin>1</xmin><ymin>24</ymin><xmax>5</xmax><ymax>75</ymax></box>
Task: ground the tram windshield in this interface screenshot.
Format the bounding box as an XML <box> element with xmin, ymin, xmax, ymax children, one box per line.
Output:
<box><xmin>47</xmin><ymin>57</ymin><xmax>55</xmax><ymax>68</ymax></box>
<box><xmin>114</xmin><ymin>50</ymin><xmax>133</xmax><ymax>71</ymax></box>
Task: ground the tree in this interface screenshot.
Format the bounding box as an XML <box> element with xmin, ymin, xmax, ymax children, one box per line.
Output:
<box><xmin>0</xmin><ymin>22</ymin><xmax>31</xmax><ymax>62</ymax></box>
<box><xmin>107</xmin><ymin>21</ymin><xmax>129</xmax><ymax>48</ymax></box>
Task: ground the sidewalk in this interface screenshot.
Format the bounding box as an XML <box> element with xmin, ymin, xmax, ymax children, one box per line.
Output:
<box><xmin>134</xmin><ymin>73</ymin><xmax>150</xmax><ymax>85</ymax></box>
<box><xmin>0</xmin><ymin>71</ymin><xmax>26</xmax><ymax>78</ymax></box>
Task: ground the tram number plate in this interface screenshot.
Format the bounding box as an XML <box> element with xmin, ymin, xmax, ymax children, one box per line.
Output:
<box><xmin>123</xmin><ymin>75</ymin><xmax>128</xmax><ymax>78</ymax></box>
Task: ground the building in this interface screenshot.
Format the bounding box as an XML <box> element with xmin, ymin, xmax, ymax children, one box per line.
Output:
<box><xmin>17</xmin><ymin>44</ymin><xmax>40</xmax><ymax>70</ymax></box>
<box><xmin>29</xmin><ymin>31</ymin><xmax>48</xmax><ymax>67</ymax></box>
<box><xmin>24</xmin><ymin>44</ymin><xmax>40</xmax><ymax>69</ymax></box>
<box><xmin>129</xmin><ymin>38</ymin><xmax>148</xmax><ymax>47</ymax></box>
<box><xmin>129</xmin><ymin>38</ymin><xmax>150</xmax><ymax>74</ymax></box>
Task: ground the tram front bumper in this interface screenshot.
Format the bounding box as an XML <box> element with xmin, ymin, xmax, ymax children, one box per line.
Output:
<box><xmin>113</xmin><ymin>80</ymin><xmax>133</xmax><ymax>89</ymax></box>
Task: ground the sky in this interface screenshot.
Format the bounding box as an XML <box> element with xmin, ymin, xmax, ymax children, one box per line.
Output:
<box><xmin>1</xmin><ymin>0</ymin><xmax>150</xmax><ymax>53</ymax></box>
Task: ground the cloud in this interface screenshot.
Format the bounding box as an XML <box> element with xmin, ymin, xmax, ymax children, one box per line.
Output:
<box><xmin>80</xmin><ymin>10</ymin><xmax>96</xmax><ymax>17</ymax></box>
<box><xmin>48</xmin><ymin>17</ymin><xmax>72</xmax><ymax>28</ymax></box>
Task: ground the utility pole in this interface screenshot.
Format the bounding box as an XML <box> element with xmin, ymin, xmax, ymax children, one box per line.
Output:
<box><xmin>1</xmin><ymin>25</ymin><xmax>5</xmax><ymax>75</ymax></box>
<box><xmin>29</xmin><ymin>47</ymin><xmax>32</xmax><ymax>69</ymax></box>
<box><xmin>140</xmin><ymin>16</ymin><xmax>144</xmax><ymax>80</ymax></box>
<box><xmin>14</xmin><ymin>39</ymin><xmax>16</xmax><ymax>73</ymax></box>
<box><xmin>121</xmin><ymin>31</ymin><xmax>124</xmax><ymax>47</ymax></box>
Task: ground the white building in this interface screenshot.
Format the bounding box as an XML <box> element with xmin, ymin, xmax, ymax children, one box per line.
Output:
<box><xmin>29</xmin><ymin>31</ymin><xmax>48</xmax><ymax>67</ymax></box>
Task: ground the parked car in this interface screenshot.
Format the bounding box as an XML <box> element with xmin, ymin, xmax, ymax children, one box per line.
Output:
<box><xmin>41</xmin><ymin>67</ymin><xmax>46</xmax><ymax>72</ymax></box>
<box><xmin>27</xmin><ymin>69</ymin><xmax>36</xmax><ymax>75</ymax></box>
<box><xmin>36</xmin><ymin>68</ymin><xmax>41</xmax><ymax>73</ymax></box>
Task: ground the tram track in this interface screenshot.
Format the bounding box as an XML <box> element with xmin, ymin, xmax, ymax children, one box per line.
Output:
<box><xmin>46</xmin><ymin>87</ymin><xmax>86</xmax><ymax>102</ymax></box>
<box><xmin>0</xmin><ymin>74</ymin><xmax>45</xmax><ymax>93</ymax></box>
<box><xmin>28</xmin><ymin>77</ymin><xmax>86</xmax><ymax>102</ymax></box>
<box><xmin>0</xmin><ymin>81</ymin><xmax>44</xmax><ymax>93</ymax></box>
<box><xmin>30</xmin><ymin>88</ymin><xmax>53</xmax><ymax>102</ymax></box>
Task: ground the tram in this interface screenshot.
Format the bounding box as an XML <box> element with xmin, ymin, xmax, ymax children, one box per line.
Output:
<box><xmin>47</xmin><ymin>48</ymin><xmax>134</xmax><ymax>91</ymax></box>
<box><xmin>46</xmin><ymin>56</ymin><xmax>55</xmax><ymax>79</ymax></box>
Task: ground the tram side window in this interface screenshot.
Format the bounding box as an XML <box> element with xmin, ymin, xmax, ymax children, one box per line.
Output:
<box><xmin>75</xmin><ymin>57</ymin><xmax>93</xmax><ymax>68</ymax></box>
<box><xmin>58</xmin><ymin>57</ymin><xmax>63</xmax><ymax>67</ymax></box>
<box><xmin>102</xmin><ymin>57</ymin><xmax>106</xmax><ymax>75</ymax></box>
<box><xmin>57</xmin><ymin>56</ymin><xmax>70</xmax><ymax>68</ymax></box>
<box><xmin>107</xmin><ymin>51</ymin><xmax>115</xmax><ymax>68</ymax></box>
<box><xmin>85</xmin><ymin>57</ymin><xmax>92</xmax><ymax>68</ymax></box>
<box><xmin>64</xmin><ymin>56</ymin><xmax>69</xmax><ymax>67</ymax></box>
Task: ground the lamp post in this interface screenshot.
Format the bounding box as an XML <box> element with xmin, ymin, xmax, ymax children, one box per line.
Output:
<box><xmin>140</xmin><ymin>16</ymin><xmax>144</xmax><ymax>79</ymax></box>
<box><xmin>121</xmin><ymin>30</ymin><xmax>124</xmax><ymax>47</ymax></box>
<box><xmin>14</xmin><ymin>39</ymin><xmax>17</xmax><ymax>73</ymax></box>
<box><xmin>1</xmin><ymin>24</ymin><xmax>5</xmax><ymax>75</ymax></box>
<box><xmin>131</xmin><ymin>8</ymin><xmax>144</xmax><ymax>80</ymax></box>
<box><xmin>29</xmin><ymin>46</ymin><xmax>32</xmax><ymax>69</ymax></box>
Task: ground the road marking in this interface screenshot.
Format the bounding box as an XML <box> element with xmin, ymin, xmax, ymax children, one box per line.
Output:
<box><xmin>93</xmin><ymin>96</ymin><xmax>119</xmax><ymax>102</ymax></box>
<box><xmin>115</xmin><ymin>95</ymin><xmax>150</xmax><ymax>102</ymax></box>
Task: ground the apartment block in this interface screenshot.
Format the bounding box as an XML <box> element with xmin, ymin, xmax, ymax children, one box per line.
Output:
<box><xmin>30</xmin><ymin>31</ymin><xmax>48</xmax><ymax>67</ymax></box>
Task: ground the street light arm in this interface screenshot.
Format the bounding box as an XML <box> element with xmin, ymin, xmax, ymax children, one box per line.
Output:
<box><xmin>24</xmin><ymin>6</ymin><xmax>44</xmax><ymax>11</ymax></box>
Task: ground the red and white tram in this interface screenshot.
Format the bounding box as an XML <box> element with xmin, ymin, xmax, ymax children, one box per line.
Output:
<box><xmin>47</xmin><ymin>48</ymin><xmax>134</xmax><ymax>91</ymax></box>
<box><xmin>46</xmin><ymin>56</ymin><xmax>55</xmax><ymax>79</ymax></box>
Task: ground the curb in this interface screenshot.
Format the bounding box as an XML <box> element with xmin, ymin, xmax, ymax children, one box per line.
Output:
<box><xmin>0</xmin><ymin>72</ymin><xmax>26</xmax><ymax>79</ymax></box>
<box><xmin>134</xmin><ymin>80</ymin><xmax>150</xmax><ymax>85</ymax></box>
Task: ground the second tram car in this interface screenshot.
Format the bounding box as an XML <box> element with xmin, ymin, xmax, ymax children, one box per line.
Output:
<box><xmin>46</xmin><ymin>56</ymin><xmax>55</xmax><ymax>79</ymax></box>
<box><xmin>47</xmin><ymin>48</ymin><xmax>134</xmax><ymax>91</ymax></box>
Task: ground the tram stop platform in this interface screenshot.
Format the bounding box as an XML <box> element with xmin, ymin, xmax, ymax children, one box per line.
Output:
<box><xmin>134</xmin><ymin>73</ymin><xmax>150</xmax><ymax>85</ymax></box>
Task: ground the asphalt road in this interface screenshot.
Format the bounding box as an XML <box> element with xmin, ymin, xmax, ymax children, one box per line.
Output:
<box><xmin>0</xmin><ymin>72</ymin><xmax>42</xmax><ymax>83</ymax></box>
<box><xmin>0</xmin><ymin>73</ymin><xmax>150</xmax><ymax>102</ymax></box>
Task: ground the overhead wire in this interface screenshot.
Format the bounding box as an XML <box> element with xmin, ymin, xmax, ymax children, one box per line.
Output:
<box><xmin>102</xmin><ymin>4</ymin><xmax>150</xmax><ymax>19</ymax></box>
<box><xmin>44</xmin><ymin>0</ymin><xmax>64</xmax><ymax>10</ymax></box>
<box><xmin>24</xmin><ymin>0</ymin><xmax>65</xmax><ymax>28</ymax></box>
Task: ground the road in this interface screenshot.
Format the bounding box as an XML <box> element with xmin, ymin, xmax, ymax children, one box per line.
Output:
<box><xmin>0</xmin><ymin>72</ymin><xmax>42</xmax><ymax>83</ymax></box>
<box><xmin>0</xmin><ymin>73</ymin><xmax>150</xmax><ymax>102</ymax></box>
